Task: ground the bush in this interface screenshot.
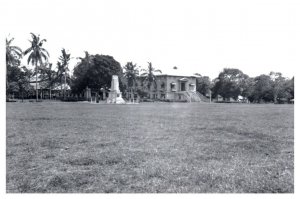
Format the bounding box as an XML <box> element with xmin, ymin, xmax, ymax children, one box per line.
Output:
<box><xmin>140</xmin><ymin>98</ymin><xmax>155</xmax><ymax>102</ymax></box>
<box><xmin>6</xmin><ymin>99</ymin><xmax>17</xmax><ymax>102</ymax></box>
<box><xmin>60</xmin><ymin>97</ymin><xmax>86</xmax><ymax>102</ymax></box>
<box><xmin>28</xmin><ymin>99</ymin><xmax>43</xmax><ymax>102</ymax></box>
<box><xmin>136</xmin><ymin>89</ymin><xmax>148</xmax><ymax>98</ymax></box>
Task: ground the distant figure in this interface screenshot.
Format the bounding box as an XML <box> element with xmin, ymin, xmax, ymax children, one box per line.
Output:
<box><xmin>96</xmin><ymin>93</ymin><xmax>99</xmax><ymax>103</ymax></box>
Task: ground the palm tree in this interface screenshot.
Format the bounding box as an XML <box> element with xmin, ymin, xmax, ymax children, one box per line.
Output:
<box><xmin>140</xmin><ymin>62</ymin><xmax>162</xmax><ymax>97</ymax></box>
<box><xmin>78</xmin><ymin>51</ymin><xmax>93</xmax><ymax>67</ymax></box>
<box><xmin>6</xmin><ymin>37</ymin><xmax>22</xmax><ymax>67</ymax></box>
<box><xmin>24</xmin><ymin>33</ymin><xmax>49</xmax><ymax>102</ymax></box>
<box><xmin>123</xmin><ymin>62</ymin><xmax>139</xmax><ymax>101</ymax></box>
<box><xmin>56</xmin><ymin>61</ymin><xmax>64</xmax><ymax>98</ymax></box>
<box><xmin>6</xmin><ymin>37</ymin><xmax>22</xmax><ymax>97</ymax></box>
<box><xmin>40</xmin><ymin>63</ymin><xmax>57</xmax><ymax>99</ymax></box>
<box><xmin>58</xmin><ymin>48</ymin><xmax>71</xmax><ymax>99</ymax></box>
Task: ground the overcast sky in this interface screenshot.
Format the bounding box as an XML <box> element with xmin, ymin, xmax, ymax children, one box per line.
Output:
<box><xmin>2</xmin><ymin>0</ymin><xmax>299</xmax><ymax>79</ymax></box>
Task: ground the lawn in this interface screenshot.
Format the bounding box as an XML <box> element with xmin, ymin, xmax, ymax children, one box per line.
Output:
<box><xmin>6</xmin><ymin>102</ymin><xmax>294</xmax><ymax>193</ymax></box>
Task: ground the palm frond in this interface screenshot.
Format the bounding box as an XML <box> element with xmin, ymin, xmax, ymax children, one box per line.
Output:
<box><xmin>140</xmin><ymin>73</ymin><xmax>149</xmax><ymax>77</ymax></box>
<box><xmin>6</xmin><ymin>38</ymin><xmax>14</xmax><ymax>46</ymax></box>
<box><xmin>40</xmin><ymin>48</ymin><xmax>50</xmax><ymax>57</ymax></box>
<box><xmin>10</xmin><ymin>45</ymin><xmax>22</xmax><ymax>52</ymax></box>
<box><xmin>24</xmin><ymin>47</ymin><xmax>33</xmax><ymax>55</ymax></box>
<box><xmin>40</xmin><ymin>52</ymin><xmax>48</xmax><ymax>63</ymax></box>
<box><xmin>27</xmin><ymin>53</ymin><xmax>34</xmax><ymax>65</ymax></box>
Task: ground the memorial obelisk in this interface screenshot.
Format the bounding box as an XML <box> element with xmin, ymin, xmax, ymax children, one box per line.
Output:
<box><xmin>106</xmin><ymin>75</ymin><xmax>125</xmax><ymax>104</ymax></box>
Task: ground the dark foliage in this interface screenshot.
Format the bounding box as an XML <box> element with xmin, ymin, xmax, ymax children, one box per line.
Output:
<box><xmin>196</xmin><ymin>75</ymin><xmax>212</xmax><ymax>96</ymax></box>
<box><xmin>71</xmin><ymin>53</ymin><xmax>123</xmax><ymax>94</ymax></box>
<box><xmin>212</xmin><ymin>68</ymin><xmax>249</xmax><ymax>100</ymax></box>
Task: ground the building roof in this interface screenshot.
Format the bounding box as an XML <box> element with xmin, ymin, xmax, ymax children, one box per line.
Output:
<box><xmin>29</xmin><ymin>75</ymin><xmax>42</xmax><ymax>83</ymax></box>
<box><xmin>52</xmin><ymin>83</ymin><xmax>71</xmax><ymax>90</ymax></box>
<box><xmin>156</xmin><ymin>67</ymin><xmax>199</xmax><ymax>77</ymax></box>
<box><xmin>29</xmin><ymin>75</ymin><xmax>70</xmax><ymax>90</ymax></box>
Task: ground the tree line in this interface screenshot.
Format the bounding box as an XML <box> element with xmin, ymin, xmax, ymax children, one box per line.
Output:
<box><xmin>6</xmin><ymin>33</ymin><xmax>294</xmax><ymax>103</ymax></box>
<box><xmin>196</xmin><ymin>68</ymin><xmax>294</xmax><ymax>103</ymax></box>
<box><xmin>6</xmin><ymin>33</ymin><xmax>71</xmax><ymax>101</ymax></box>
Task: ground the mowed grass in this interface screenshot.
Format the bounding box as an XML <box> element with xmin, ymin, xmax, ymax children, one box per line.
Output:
<box><xmin>6</xmin><ymin>102</ymin><xmax>294</xmax><ymax>193</ymax></box>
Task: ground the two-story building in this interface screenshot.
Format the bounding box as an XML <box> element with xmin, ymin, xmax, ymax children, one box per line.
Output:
<box><xmin>127</xmin><ymin>69</ymin><xmax>203</xmax><ymax>102</ymax></box>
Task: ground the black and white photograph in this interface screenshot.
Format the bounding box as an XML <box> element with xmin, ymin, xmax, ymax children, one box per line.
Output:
<box><xmin>1</xmin><ymin>0</ymin><xmax>298</xmax><ymax>196</ymax></box>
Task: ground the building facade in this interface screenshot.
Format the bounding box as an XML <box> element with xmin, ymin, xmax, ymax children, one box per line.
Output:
<box><xmin>149</xmin><ymin>74</ymin><xmax>197</xmax><ymax>101</ymax></box>
<box><xmin>126</xmin><ymin>73</ymin><xmax>202</xmax><ymax>102</ymax></box>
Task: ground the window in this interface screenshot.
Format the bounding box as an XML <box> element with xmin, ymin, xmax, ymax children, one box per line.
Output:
<box><xmin>189</xmin><ymin>83</ymin><xmax>195</xmax><ymax>91</ymax></box>
<box><xmin>171</xmin><ymin>83</ymin><xmax>176</xmax><ymax>91</ymax></box>
<box><xmin>181</xmin><ymin>82</ymin><xmax>186</xmax><ymax>91</ymax></box>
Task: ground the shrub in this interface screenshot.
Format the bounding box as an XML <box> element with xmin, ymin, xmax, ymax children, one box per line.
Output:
<box><xmin>60</xmin><ymin>97</ymin><xmax>86</xmax><ymax>102</ymax></box>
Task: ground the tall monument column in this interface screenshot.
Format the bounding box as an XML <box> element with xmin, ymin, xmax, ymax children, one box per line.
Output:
<box><xmin>106</xmin><ymin>75</ymin><xmax>125</xmax><ymax>104</ymax></box>
<box><xmin>84</xmin><ymin>86</ymin><xmax>91</xmax><ymax>101</ymax></box>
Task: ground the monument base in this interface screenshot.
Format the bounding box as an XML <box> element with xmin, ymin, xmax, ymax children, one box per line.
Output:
<box><xmin>106</xmin><ymin>91</ymin><xmax>125</xmax><ymax>104</ymax></box>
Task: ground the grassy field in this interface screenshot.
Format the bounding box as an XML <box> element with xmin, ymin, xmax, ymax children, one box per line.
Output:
<box><xmin>6</xmin><ymin>102</ymin><xmax>294</xmax><ymax>193</ymax></box>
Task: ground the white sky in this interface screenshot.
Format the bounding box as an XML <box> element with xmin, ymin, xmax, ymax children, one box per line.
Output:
<box><xmin>2</xmin><ymin>0</ymin><xmax>300</xmax><ymax>79</ymax></box>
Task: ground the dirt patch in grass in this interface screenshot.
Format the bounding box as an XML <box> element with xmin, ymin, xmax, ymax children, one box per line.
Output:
<box><xmin>46</xmin><ymin>175</ymin><xmax>69</xmax><ymax>191</ymax></box>
<box><xmin>40</xmin><ymin>139</ymin><xmax>61</xmax><ymax>149</ymax></box>
<box><xmin>67</xmin><ymin>157</ymin><xmax>97</xmax><ymax>166</ymax></box>
<box><xmin>96</xmin><ymin>141</ymin><xmax>118</xmax><ymax>148</ymax></box>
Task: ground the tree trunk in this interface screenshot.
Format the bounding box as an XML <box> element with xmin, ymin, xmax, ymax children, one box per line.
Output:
<box><xmin>274</xmin><ymin>94</ymin><xmax>278</xmax><ymax>104</ymax></box>
<box><xmin>49</xmin><ymin>87</ymin><xmax>52</xmax><ymax>100</ymax></box>
<box><xmin>36</xmin><ymin>63</ymin><xmax>38</xmax><ymax>102</ymax></box>
<box><xmin>61</xmin><ymin>77</ymin><xmax>63</xmax><ymax>98</ymax></box>
<box><xmin>64</xmin><ymin>73</ymin><xmax>66</xmax><ymax>99</ymax></box>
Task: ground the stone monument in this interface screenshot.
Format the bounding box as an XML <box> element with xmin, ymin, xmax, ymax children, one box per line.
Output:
<box><xmin>106</xmin><ymin>75</ymin><xmax>125</xmax><ymax>104</ymax></box>
<box><xmin>84</xmin><ymin>86</ymin><xmax>91</xmax><ymax>101</ymax></box>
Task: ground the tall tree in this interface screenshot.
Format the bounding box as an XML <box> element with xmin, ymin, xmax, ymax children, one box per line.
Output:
<box><xmin>24</xmin><ymin>33</ymin><xmax>49</xmax><ymax>102</ymax></box>
<box><xmin>140</xmin><ymin>62</ymin><xmax>162</xmax><ymax>94</ymax></box>
<box><xmin>251</xmin><ymin>74</ymin><xmax>273</xmax><ymax>103</ymax></box>
<box><xmin>6</xmin><ymin>37</ymin><xmax>22</xmax><ymax>97</ymax></box>
<box><xmin>58</xmin><ymin>48</ymin><xmax>71</xmax><ymax>99</ymax></box>
<box><xmin>269</xmin><ymin>72</ymin><xmax>286</xmax><ymax>103</ymax></box>
<box><xmin>78</xmin><ymin>51</ymin><xmax>94</xmax><ymax>68</ymax></box>
<box><xmin>195</xmin><ymin>74</ymin><xmax>212</xmax><ymax>96</ymax></box>
<box><xmin>212</xmin><ymin>68</ymin><xmax>249</xmax><ymax>100</ymax></box>
<box><xmin>284</xmin><ymin>77</ymin><xmax>294</xmax><ymax>101</ymax></box>
<box><xmin>71</xmin><ymin>53</ymin><xmax>123</xmax><ymax>94</ymax></box>
<box><xmin>241</xmin><ymin>77</ymin><xmax>255</xmax><ymax>101</ymax></box>
<box><xmin>6</xmin><ymin>37</ymin><xmax>22</xmax><ymax>67</ymax></box>
<box><xmin>123</xmin><ymin>62</ymin><xmax>139</xmax><ymax>100</ymax></box>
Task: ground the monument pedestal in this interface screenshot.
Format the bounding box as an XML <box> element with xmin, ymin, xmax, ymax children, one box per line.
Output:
<box><xmin>106</xmin><ymin>75</ymin><xmax>125</xmax><ymax>104</ymax></box>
